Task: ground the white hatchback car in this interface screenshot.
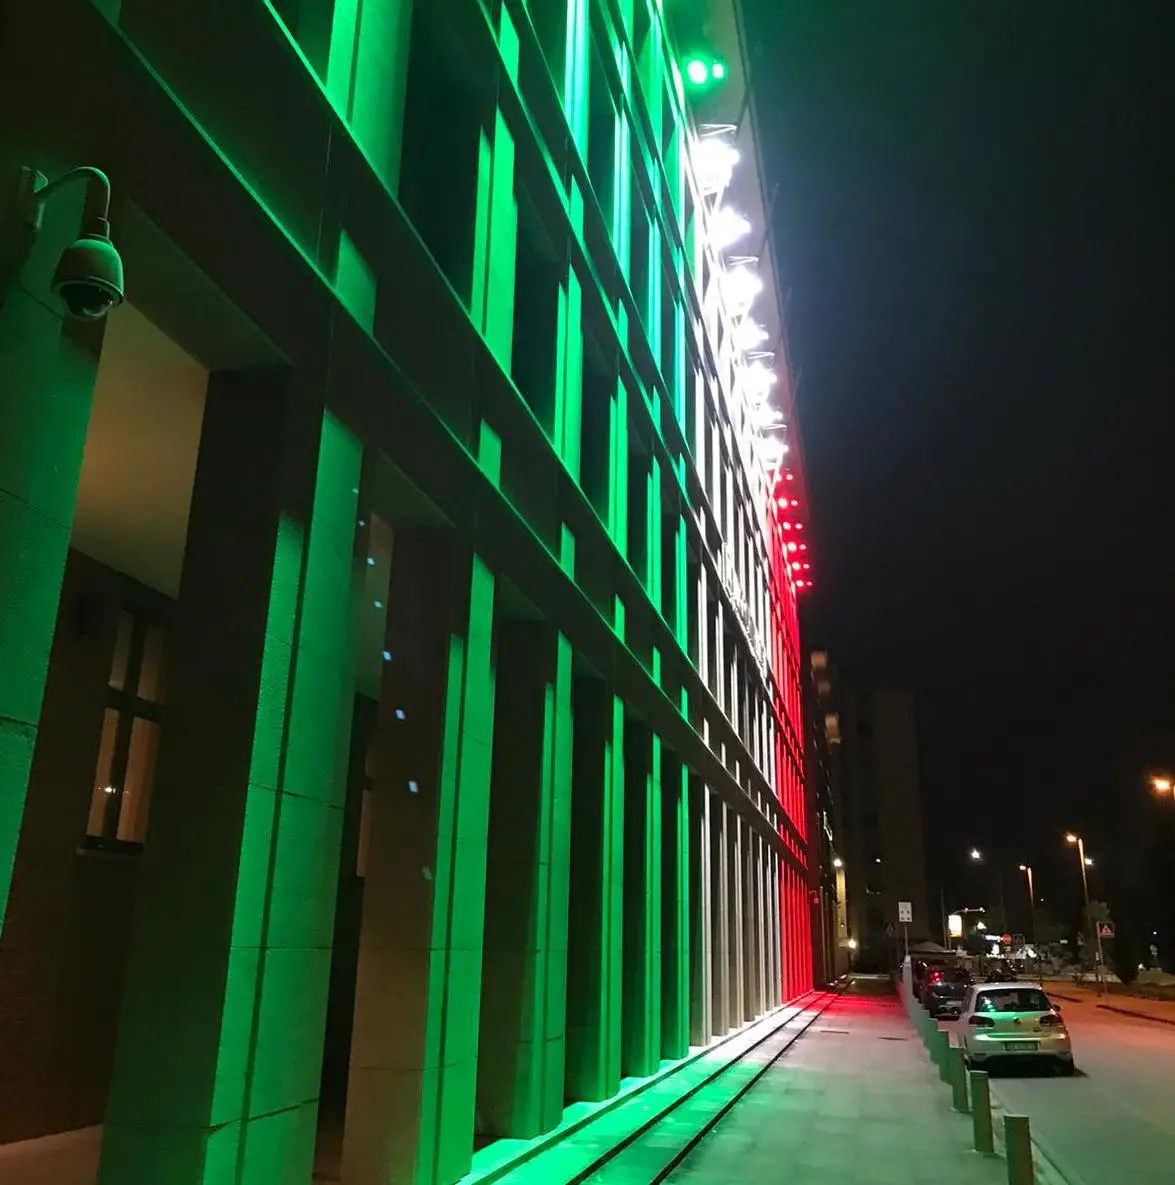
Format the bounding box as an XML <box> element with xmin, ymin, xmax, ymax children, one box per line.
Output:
<box><xmin>959</xmin><ymin>982</ymin><xmax>1075</xmax><ymax>1075</ymax></box>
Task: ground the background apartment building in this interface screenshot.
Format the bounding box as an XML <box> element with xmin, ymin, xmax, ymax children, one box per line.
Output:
<box><xmin>809</xmin><ymin>656</ymin><xmax>928</xmax><ymax>972</ymax></box>
<box><xmin>0</xmin><ymin>0</ymin><xmax>814</xmax><ymax>1181</ymax></box>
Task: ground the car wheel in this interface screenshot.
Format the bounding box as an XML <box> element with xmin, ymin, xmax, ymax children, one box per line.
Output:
<box><xmin>1057</xmin><ymin>1060</ymin><xmax>1076</xmax><ymax>1077</ymax></box>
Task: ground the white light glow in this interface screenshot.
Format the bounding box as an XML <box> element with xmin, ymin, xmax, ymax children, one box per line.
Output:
<box><xmin>757</xmin><ymin>435</ymin><xmax>787</xmax><ymax>468</ymax></box>
<box><xmin>693</xmin><ymin>136</ymin><xmax>739</xmax><ymax>196</ymax></box>
<box><xmin>722</xmin><ymin>266</ymin><xmax>762</xmax><ymax>318</ymax></box>
<box><xmin>733</xmin><ymin>319</ymin><xmax>769</xmax><ymax>351</ymax></box>
<box><xmin>709</xmin><ymin>206</ymin><xmax>751</xmax><ymax>251</ymax></box>
<box><xmin>743</xmin><ymin>360</ymin><xmax>777</xmax><ymax>401</ymax></box>
<box><xmin>750</xmin><ymin>403</ymin><xmax>784</xmax><ymax>430</ymax></box>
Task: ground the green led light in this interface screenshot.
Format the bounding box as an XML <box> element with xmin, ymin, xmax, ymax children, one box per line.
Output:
<box><xmin>685</xmin><ymin>58</ymin><xmax>708</xmax><ymax>85</ymax></box>
<box><xmin>712</xmin><ymin>62</ymin><xmax>726</xmax><ymax>80</ymax></box>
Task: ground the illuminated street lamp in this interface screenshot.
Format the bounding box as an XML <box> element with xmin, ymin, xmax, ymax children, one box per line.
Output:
<box><xmin>1152</xmin><ymin>775</ymin><xmax>1172</xmax><ymax>795</ymax></box>
<box><xmin>1066</xmin><ymin>832</ymin><xmax>1104</xmax><ymax>991</ymax></box>
<box><xmin>970</xmin><ymin>848</ymin><xmax>982</xmax><ymax>861</ymax></box>
<box><xmin>1019</xmin><ymin>864</ymin><xmax>1042</xmax><ymax>982</ymax></box>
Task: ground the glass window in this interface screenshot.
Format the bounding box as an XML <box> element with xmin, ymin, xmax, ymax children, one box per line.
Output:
<box><xmin>86</xmin><ymin>606</ymin><xmax>169</xmax><ymax>849</ymax></box>
<box><xmin>976</xmin><ymin>989</ymin><xmax>1052</xmax><ymax>1014</ymax></box>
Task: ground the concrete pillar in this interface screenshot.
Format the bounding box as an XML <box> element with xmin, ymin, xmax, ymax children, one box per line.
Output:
<box><xmin>476</xmin><ymin>624</ymin><xmax>573</xmax><ymax>1139</ymax></box>
<box><xmin>769</xmin><ymin>850</ymin><xmax>782</xmax><ymax>1005</ymax></box>
<box><xmin>710</xmin><ymin>803</ymin><xmax>730</xmax><ymax>1035</ymax></box>
<box><xmin>0</xmin><ymin>241</ymin><xmax>101</xmax><ymax>935</ymax></box>
<box><xmin>745</xmin><ymin>832</ymin><xmax>763</xmax><ymax>1018</ymax></box>
<box><xmin>728</xmin><ymin>815</ymin><xmax>745</xmax><ymax>1025</ymax></box>
<box><xmin>688</xmin><ymin>777</ymin><xmax>712</xmax><ymax>1046</ymax></box>
<box><xmin>621</xmin><ymin>722</ymin><xmax>661</xmax><ymax>1078</ymax></box>
<box><xmin>660</xmin><ymin>753</ymin><xmax>690</xmax><ymax>1061</ymax></box>
<box><xmin>341</xmin><ymin>532</ymin><xmax>497</xmax><ymax>1185</ymax></box>
<box><xmin>100</xmin><ymin>374</ymin><xmax>361</xmax><ymax>1184</ymax></box>
<box><xmin>565</xmin><ymin>683</ymin><xmax>624</xmax><ymax>1101</ymax></box>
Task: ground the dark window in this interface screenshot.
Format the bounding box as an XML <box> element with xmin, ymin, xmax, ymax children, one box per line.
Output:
<box><xmin>86</xmin><ymin>609</ymin><xmax>169</xmax><ymax>848</ymax></box>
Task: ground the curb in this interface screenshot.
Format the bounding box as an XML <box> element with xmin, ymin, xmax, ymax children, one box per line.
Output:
<box><xmin>989</xmin><ymin>1085</ymin><xmax>1078</xmax><ymax>1185</ymax></box>
<box><xmin>1095</xmin><ymin>1002</ymin><xmax>1175</xmax><ymax>1027</ymax></box>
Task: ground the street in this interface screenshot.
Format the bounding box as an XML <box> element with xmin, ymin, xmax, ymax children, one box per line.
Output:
<box><xmin>962</xmin><ymin>993</ymin><xmax>1175</xmax><ymax>1185</ymax></box>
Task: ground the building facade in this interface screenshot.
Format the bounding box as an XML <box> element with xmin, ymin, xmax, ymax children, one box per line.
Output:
<box><xmin>829</xmin><ymin>664</ymin><xmax>929</xmax><ymax>970</ymax></box>
<box><xmin>807</xmin><ymin>651</ymin><xmax>849</xmax><ymax>984</ymax></box>
<box><xmin>0</xmin><ymin>0</ymin><xmax>813</xmax><ymax>1182</ymax></box>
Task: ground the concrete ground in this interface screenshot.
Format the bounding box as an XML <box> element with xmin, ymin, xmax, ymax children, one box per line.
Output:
<box><xmin>666</xmin><ymin>980</ymin><xmax>1006</xmax><ymax>1185</ymax></box>
<box><xmin>976</xmin><ymin>989</ymin><xmax>1175</xmax><ymax>1185</ymax></box>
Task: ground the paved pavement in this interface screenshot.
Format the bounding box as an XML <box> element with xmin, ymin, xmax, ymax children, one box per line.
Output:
<box><xmin>667</xmin><ymin>982</ymin><xmax>1005</xmax><ymax>1185</ymax></box>
<box><xmin>966</xmin><ymin>989</ymin><xmax>1175</xmax><ymax>1185</ymax></box>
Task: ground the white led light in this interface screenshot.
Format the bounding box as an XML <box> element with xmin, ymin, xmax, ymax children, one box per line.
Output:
<box><xmin>743</xmin><ymin>360</ymin><xmax>777</xmax><ymax>401</ymax></box>
<box><xmin>709</xmin><ymin>206</ymin><xmax>751</xmax><ymax>251</ymax></box>
<box><xmin>694</xmin><ymin>136</ymin><xmax>740</xmax><ymax>197</ymax></box>
<box><xmin>751</xmin><ymin>403</ymin><xmax>784</xmax><ymax>430</ymax></box>
<box><xmin>758</xmin><ymin>435</ymin><xmax>787</xmax><ymax>468</ymax></box>
<box><xmin>722</xmin><ymin>266</ymin><xmax>762</xmax><ymax>318</ymax></box>
<box><xmin>733</xmin><ymin>318</ymin><xmax>769</xmax><ymax>351</ymax></box>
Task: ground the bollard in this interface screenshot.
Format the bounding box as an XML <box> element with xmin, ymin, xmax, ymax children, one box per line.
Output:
<box><xmin>970</xmin><ymin>1070</ymin><xmax>994</xmax><ymax>1155</ymax></box>
<box><xmin>935</xmin><ymin>1029</ymin><xmax>951</xmax><ymax>1082</ymax></box>
<box><xmin>949</xmin><ymin>1046</ymin><xmax>969</xmax><ymax>1112</ymax></box>
<box><xmin>1005</xmin><ymin>1115</ymin><xmax>1035</xmax><ymax>1185</ymax></box>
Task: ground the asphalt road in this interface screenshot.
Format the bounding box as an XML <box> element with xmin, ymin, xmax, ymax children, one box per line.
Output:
<box><xmin>961</xmin><ymin>994</ymin><xmax>1175</xmax><ymax>1185</ymax></box>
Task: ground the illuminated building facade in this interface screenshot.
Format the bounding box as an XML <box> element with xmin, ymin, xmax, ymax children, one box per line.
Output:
<box><xmin>0</xmin><ymin>0</ymin><xmax>813</xmax><ymax>1181</ymax></box>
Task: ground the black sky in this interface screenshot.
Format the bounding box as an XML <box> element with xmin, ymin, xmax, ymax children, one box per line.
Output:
<box><xmin>744</xmin><ymin>4</ymin><xmax>1175</xmax><ymax>929</ymax></box>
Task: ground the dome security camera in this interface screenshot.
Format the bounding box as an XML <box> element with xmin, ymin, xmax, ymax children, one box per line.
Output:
<box><xmin>52</xmin><ymin>218</ymin><xmax>124</xmax><ymax>320</ymax></box>
<box><xmin>12</xmin><ymin>165</ymin><xmax>124</xmax><ymax>321</ymax></box>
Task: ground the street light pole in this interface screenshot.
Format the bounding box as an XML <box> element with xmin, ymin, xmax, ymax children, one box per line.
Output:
<box><xmin>1019</xmin><ymin>864</ymin><xmax>1040</xmax><ymax>983</ymax></box>
<box><xmin>1067</xmin><ymin>832</ymin><xmax>1104</xmax><ymax>993</ymax></box>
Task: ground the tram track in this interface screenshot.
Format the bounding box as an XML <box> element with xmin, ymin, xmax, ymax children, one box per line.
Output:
<box><xmin>569</xmin><ymin>987</ymin><xmax>842</xmax><ymax>1184</ymax></box>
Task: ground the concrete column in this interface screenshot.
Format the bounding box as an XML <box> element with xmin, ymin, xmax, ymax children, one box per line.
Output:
<box><xmin>341</xmin><ymin>532</ymin><xmax>497</xmax><ymax>1185</ymax></box>
<box><xmin>688</xmin><ymin>777</ymin><xmax>712</xmax><ymax>1046</ymax></box>
<box><xmin>744</xmin><ymin>832</ymin><xmax>762</xmax><ymax>1019</ymax></box>
<box><xmin>100</xmin><ymin>375</ymin><xmax>361</xmax><ymax>1184</ymax></box>
<box><xmin>660</xmin><ymin>754</ymin><xmax>690</xmax><ymax>1061</ymax></box>
<box><xmin>565</xmin><ymin>683</ymin><xmax>624</xmax><ymax>1101</ymax></box>
<box><xmin>728</xmin><ymin>815</ymin><xmax>745</xmax><ymax>1025</ymax></box>
<box><xmin>769</xmin><ymin>850</ymin><xmax>782</xmax><ymax>1005</ymax></box>
<box><xmin>0</xmin><ymin>241</ymin><xmax>101</xmax><ymax>935</ymax></box>
<box><xmin>710</xmin><ymin>803</ymin><xmax>730</xmax><ymax>1035</ymax></box>
<box><xmin>622</xmin><ymin>723</ymin><xmax>661</xmax><ymax>1078</ymax></box>
<box><xmin>477</xmin><ymin>624</ymin><xmax>573</xmax><ymax>1139</ymax></box>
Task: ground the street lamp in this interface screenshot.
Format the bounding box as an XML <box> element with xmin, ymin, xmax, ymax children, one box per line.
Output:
<box><xmin>968</xmin><ymin>846</ymin><xmax>1007</xmax><ymax>933</ymax></box>
<box><xmin>1019</xmin><ymin>864</ymin><xmax>1041</xmax><ymax>982</ymax></box>
<box><xmin>1066</xmin><ymin>832</ymin><xmax>1104</xmax><ymax>991</ymax></box>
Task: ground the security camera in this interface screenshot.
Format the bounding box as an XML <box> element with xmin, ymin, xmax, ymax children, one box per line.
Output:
<box><xmin>52</xmin><ymin>220</ymin><xmax>124</xmax><ymax>320</ymax></box>
<box><xmin>12</xmin><ymin>165</ymin><xmax>124</xmax><ymax>320</ymax></box>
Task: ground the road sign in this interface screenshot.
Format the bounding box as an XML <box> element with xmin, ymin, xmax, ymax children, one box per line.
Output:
<box><xmin>1098</xmin><ymin>923</ymin><xmax>1114</xmax><ymax>939</ymax></box>
<box><xmin>897</xmin><ymin>901</ymin><xmax>912</xmax><ymax>924</ymax></box>
<box><xmin>884</xmin><ymin>922</ymin><xmax>896</xmax><ymax>938</ymax></box>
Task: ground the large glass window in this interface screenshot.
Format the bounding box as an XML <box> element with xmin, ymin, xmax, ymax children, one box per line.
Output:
<box><xmin>86</xmin><ymin>609</ymin><xmax>169</xmax><ymax>848</ymax></box>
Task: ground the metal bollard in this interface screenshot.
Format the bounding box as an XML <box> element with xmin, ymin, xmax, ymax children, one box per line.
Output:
<box><xmin>1005</xmin><ymin>1114</ymin><xmax>1035</xmax><ymax>1185</ymax></box>
<box><xmin>935</xmin><ymin>1029</ymin><xmax>951</xmax><ymax>1082</ymax></box>
<box><xmin>970</xmin><ymin>1070</ymin><xmax>994</xmax><ymax>1155</ymax></box>
<box><xmin>949</xmin><ymin>1046</ymin><xmax>969</xmax><ymax>1112</ymax></box>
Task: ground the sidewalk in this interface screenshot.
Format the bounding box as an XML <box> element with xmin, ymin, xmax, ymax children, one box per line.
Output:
<box><xmin>666</xmin><ymin>984</ymin><xmax>1005</xmax><ymax>1185</ymax></box>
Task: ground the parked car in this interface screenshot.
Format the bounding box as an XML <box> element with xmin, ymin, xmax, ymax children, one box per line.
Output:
<box><xmin>919</xmin><ymin>966</ymin><xmax>971</xmax><ymax>1018</ymax></box>
<box><xmin>959</xmin><ymin>982</ymin><xmax>1075</xmax><ymax>1074</ymax></box>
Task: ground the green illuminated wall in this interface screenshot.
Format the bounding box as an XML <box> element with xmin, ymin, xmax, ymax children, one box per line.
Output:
<box><xmin>0</xmin><ymin>0</ymin><xmax>813</xmax><ymax>1180</ymax></box>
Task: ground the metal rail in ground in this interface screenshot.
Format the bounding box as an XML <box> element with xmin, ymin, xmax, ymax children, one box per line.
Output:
<box><xmin>569</xmin><ymin>987</ymin><xmax>843</xmax><ymax>1184</ymax></box>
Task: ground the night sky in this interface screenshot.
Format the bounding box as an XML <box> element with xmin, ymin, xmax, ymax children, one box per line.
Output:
<box><xmin>744</xmin><ymin>4</ymin><xmax>1174</xmax><ymax>944</ymax></box>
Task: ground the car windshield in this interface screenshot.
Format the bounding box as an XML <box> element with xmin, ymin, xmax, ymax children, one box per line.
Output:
<box><xmin>976</xmin><ymin>989</ymin><xmax>1052</xmax><ymax>1014</ymax></box>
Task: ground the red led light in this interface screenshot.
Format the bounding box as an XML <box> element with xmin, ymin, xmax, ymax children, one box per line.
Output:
<box><xmin>795</xmin><ymin>523</ymin><xmax>804</xmax><ymax>531</ymax></box>
<box><xmin>798</xmin><ymin>543</ymin><xmax>808</xmax><ymax>551</ymax></box>
<box><xmin>781</xmin><ymin>521</ymin><xmax>792</xmax><ymax>530</ymax></box>
<box><xmin>787</xmin><ymin>542</ymin><xmax>797</xmax><ymax>552</ymax></box>
<box><xmin>785</xmin><ymin>472</ymin><xmax>795</xmax><ymax>482</ymax></box>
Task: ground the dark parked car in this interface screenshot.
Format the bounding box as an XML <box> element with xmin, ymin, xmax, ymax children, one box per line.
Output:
<box><xmin>920</xmin><ymin>966</ymin><xmax>972</xmax><ymax>1017</ymax></box>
